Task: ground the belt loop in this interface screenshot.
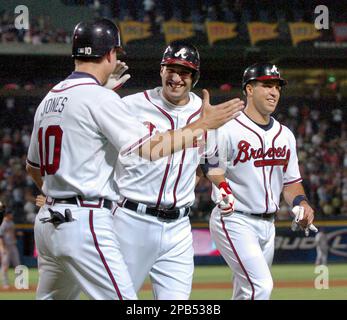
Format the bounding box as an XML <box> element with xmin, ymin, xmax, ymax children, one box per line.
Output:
<box><xmin>46</xmin><ymin>196</ymin><xmax>54</xmax><ymax>206</ymax></box>
<box><xmin>76</xmin><ymin>196</ymin><xmax>82</xmax><ymax>207</ymax></box>
<box><xmin>179</xmin><ymin>207</ymin><xmax>189</xmax><ymax>219</ymax></box>
<box><xmin>137</xmin><ymin>203</ymin><xmax>147</xmax><ymax>215</ymax></box>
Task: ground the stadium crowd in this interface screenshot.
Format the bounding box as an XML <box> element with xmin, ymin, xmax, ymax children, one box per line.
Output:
<box><xmin>0</xmin><ymin>93</ymin><xmax>345</xmax><ymax>223</ymax></box>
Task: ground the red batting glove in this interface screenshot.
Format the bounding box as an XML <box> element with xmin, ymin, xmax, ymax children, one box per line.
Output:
<box><xmin>217</xmin><ymin>181</ymin><xmax>235</xmax><ymax>215</ymax></box>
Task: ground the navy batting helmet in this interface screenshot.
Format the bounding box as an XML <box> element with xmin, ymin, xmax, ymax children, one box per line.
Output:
<box><xmin>72</xmin><ymin>18</ymin><xmax>123</xmax><ymax>59</ymax></box>
<box><xmin>161</xmin><ymin>40</ymin><xmax>200</xmax><ymax>87</ymax></box>
<box><xmin>242</xmin><ymin>63</ymin><xmax>287</xmax><ymax>92</ymax></box>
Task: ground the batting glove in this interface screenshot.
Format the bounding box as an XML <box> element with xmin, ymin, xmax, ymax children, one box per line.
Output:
<box><xmin>104</xmin><ymin>60</ymin><xmax>131</xmax><ymax>91</ymax></box>
<box><xmin>216</xmin><ymin>181</ymin><xmax>235</xmax><ymax>215</ymax></box>
<box><xmin>291</xmin><ymin>205</ymin><xmax>318</xmax><ymax>237</ymax></box>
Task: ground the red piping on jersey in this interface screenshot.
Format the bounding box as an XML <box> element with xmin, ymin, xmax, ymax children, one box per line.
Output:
<box><xmin>120</xmin><ymin>132</ymin><xmax>152</xmax><ymax>157</ymax></box>
<box><xmin>170</xmin><ymin>107</ymin><xmax>202</xmax><ymax>208</ymax></box>
<box><xmin>144</xmin><ymin>91</ymin><xmax>174</xmax><ymax>208</ymax></box>
<box><xmin>269</xmin><ymin>125</ymin><xmax>282</xmax><ymax>211</ymax></box>
<box><xmin>50</xmin><ymin>82</ymin><xmax>98</xmax><ymax>93</ymax></box>
<box><xmin>89</xmin><ymin>210</ymin><xmax>123</xmax><ymax>300</ymax></box>
<box><xmin>235</xmin><ymin>118</ymin><xmax>269</xmax><ymax>213</ymax></box>
<box><xmin>284</xmin><ymin>177</ymin><xmax>302</xmax><ymax>185</ymax></box>
<box><xmin>221</xmin><ymin>216</ymin><xmax>255</xmax><ymax>300</ymax></box>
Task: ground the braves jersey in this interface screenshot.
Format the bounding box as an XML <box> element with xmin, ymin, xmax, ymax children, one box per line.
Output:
<box><xmin>26</xmin><ymin>72</ymin><xmax>149</xmax><ymax>200</ymax></box>
<box><xmin>115</xmin><ymin>87</ymin><xmax>217</xmax><ymax>208</ymax></box>
<box><xmin>212</xmin><ymin>112</ymin><xmax>301</xmax><ymax>214</ymax></box>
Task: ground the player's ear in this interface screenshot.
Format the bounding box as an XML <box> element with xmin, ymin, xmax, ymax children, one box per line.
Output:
<box><xmin>245</xmin><ymin>83</ymin><xmax>254</xmax><ymax>97</ymax></box>
<box><xmin>105</xmin><ymin>48</ymin><xmax>116</xmax><ymax>64</ymax></box>
<box><xmin>160</xmin><ymin>66</ymin><xmax>165</xmax><ymax>77</ymax></box>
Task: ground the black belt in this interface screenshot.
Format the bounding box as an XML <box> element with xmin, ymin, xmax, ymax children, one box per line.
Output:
<box><xmin>122</xmin><ymin>199</ymin><xmax>190</xmax><ymax>220</ymax></box>
<box><xmin>235</xmin><ymin>210</ymin><xmax>275</xmax><ymax>220</ymax></box>
<box><xmin>48</xmin><ymin>197</ymin><xmax>113</xmax><ymax>210</ymax></box>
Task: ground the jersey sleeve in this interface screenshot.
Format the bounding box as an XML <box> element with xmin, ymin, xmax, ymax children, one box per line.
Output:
<box><xmin>26</xmin><ymin>111</ymin><xmax>41</xmax><ymax>169</ymax></box>
<box><xmin>93</xmin><ymin>91</ymin><xmax>151</xmax><ymax>152</ymax></box>
<box><xmin>283</xmin><ymin>128</ymin><xmax>302</xmax><ymax>185</ymax></box>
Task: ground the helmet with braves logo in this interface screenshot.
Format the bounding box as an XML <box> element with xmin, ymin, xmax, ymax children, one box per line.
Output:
<box><xmin>242</xmin><ymin>63</ymin><xmax>287</xmax><ymax>93</ymax></box>
<box><xmin>161</xmin><ymin>40</ymin><xmax>200</xmax><ymax>87</ymax></box>
<box><xmin>72</xmin><ymin>18</ymin><xmax>123</xmax><ymax>59</ymax></box>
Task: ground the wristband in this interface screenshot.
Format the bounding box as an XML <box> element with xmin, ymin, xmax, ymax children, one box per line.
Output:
<box><xmin>292</xmin><ymin>195</ymin><xmax>308</xmax><ymax>207</ymax></box>
<box><xmin>219</xmin><ymin>181</ymin><xmax>230</xmax><ymax>191</ymax></box>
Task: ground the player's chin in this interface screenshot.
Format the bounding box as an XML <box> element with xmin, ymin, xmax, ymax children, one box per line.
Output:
<box><xmin>166</xmin><ymin>87</ymin><xmax>186</xmax><ymax>99</ymax></box>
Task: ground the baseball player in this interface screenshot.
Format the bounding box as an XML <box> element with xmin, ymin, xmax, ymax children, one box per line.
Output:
<box><xmin>209</xmin><ymin>63</ymin><xmax>317</xmax><ymax>300</ymax></box>
<box><xmin>315</xmin><ymin>228</ymin><xmax>329</xmax><ymax>266</ymax></box>
<box><xmin>113</xmin><ymin>41</ymin><xmax>244</xmax><ymax>299</ymax></box>
<box><xmin>26</xmin><ymin>19</ymin><xmax>239</xmax><ymax>300</ymax></box>
<box><xmin>0</xmin><ymin>210</ymin><xmax>21</xmax><ymax>289</ymax></box>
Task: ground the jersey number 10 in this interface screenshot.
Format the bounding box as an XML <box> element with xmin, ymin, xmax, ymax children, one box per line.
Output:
<box><xmin>38</xmin><ymin>126</ymin><xmax>63</xmax><ymax>175</ymax></box>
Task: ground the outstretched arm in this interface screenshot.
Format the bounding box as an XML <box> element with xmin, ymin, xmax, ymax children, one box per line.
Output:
<box><xmin>137</xmin><ymin>89</ymin><xmax>244</xmax><ymax>160</ymax></box>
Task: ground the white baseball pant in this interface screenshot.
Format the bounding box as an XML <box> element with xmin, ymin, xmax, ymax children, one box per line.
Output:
<box><xmin>114</xmin><ymin>206</ymin><xmax>194</xmax><ymax>300</ymax></box>
<box><xmin>209</xmin><ymin>206</ymin><xmax>275</xmax><ymax>300</ymax></box>
<box><xmin>34</xmin><ymin>204</ymin><xmax>137</xmax><ymax>300</ymax></box>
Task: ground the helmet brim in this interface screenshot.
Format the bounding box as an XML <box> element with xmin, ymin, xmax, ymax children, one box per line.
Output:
<box><xmin>161</xmin><ymin>58</ymin><xmax>199</xmax><ymax>72</ymax></box>
<box><xmin>254</xmin><ymin>75</ymin><xmax>287</xmax><ymax>86</ymax></box>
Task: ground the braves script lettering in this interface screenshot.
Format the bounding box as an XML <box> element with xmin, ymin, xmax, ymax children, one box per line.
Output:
<box><xmin>234</xmin><ymin>140</ymin><xmax>290</xmax><ymax>171</ymax></box>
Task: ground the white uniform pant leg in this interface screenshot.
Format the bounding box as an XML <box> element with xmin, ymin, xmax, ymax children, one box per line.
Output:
<box><xmin>260</xmin><ymin>221</ymin><xmax>275</xmax><ymax>268</ymax></box>
<box><xmin>36</xmin><ymin>254</ymin><xmax>81</xmax><ymax>300</ymax></box>
<box><xmin>150</xmin><ymin>217</ymin><xmax>194</xmax><ymax>300</ymax></box>
<box><xmin>316</xmin><ymin>248</ymin><xmax>328</xmax><ymax>265</ymax></box>
<box><xmin>1</xmin><ymin>249</ymin><xmax>10</xmax><ymax>286</ymax></box>
<box><xmin>210</xmin><ymin>207</ymin><xmax>273</xmax><ymax>300</ymax></box>
<box><xmin>113</xmin><ymin>207</ymin><xmax>158</xmax><ymax>293</ymax></box>
<box><xmin>114</xmin><ymin>208</ymin><xmax>194</xmax><ymax>300</ymax></box>
<box><xmin>9</xmin><ymin>245</ymin><xmax>20</xmax><ymax>267</ymax></box>
<box><xmin>35</xmin><ymin>206</ymin><xmax>137</xmax><ymax>300</ymax></box>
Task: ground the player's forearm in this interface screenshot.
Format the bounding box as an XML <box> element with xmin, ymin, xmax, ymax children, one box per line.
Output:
<box><xmin>283</xmin><ymin>183</ymin><xmax>308</xmax><ymax>207</ymax></box>
<box><xmin>140</xmin><ymin>119</ymin><xmax>207</xmax><ymax>160</ymax></box>
<box><xmin>206</xmin><ymin>168</ymin><xmax>227</xmax><ymax>187</ymax></box>
<box><xmin>26</xmin><ymin>164</ymin><xmax>43</xmax><ymax>191</ymax></box>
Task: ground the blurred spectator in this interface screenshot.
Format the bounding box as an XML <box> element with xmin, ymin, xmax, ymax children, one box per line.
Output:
<box><xmin>0</xmin><ymin>210</ymin><xmax>21</xmax><ymax>289</ymax></box>
<box><xmin>315</xmin><ymin>227</ymin><xmax>329</xmax><ymax>266</ymax></box>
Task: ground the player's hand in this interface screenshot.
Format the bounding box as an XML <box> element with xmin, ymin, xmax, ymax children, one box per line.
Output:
<box><xmin>104</xmin><ymin>60</ymin><xmax>131</xmax><ymax>91</ymax></box>
<box><xmin>36</xmin><ymin>194</ymin><xmax>47</xmax><ymax>208</ymax></box>
<box><xmin>200</xmin><ymin>89</ymin><xmax>244</xmax><ymax>130</ymax></box>
<box><xmin>216</xmin><ymin>181</ymin><xmax>235</xmax><ymax>216</ymax></box>
<box><xmin>291</xmin><ymin>205</ymin><xmax>318</xmax><ymax>236</ymax></box>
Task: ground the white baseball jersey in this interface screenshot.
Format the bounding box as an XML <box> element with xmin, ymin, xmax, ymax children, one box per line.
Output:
<box><xmin>27</xmin><ymin>72</ymin><xmax>149</xmax><ymax>200</ymax></box>
<box><xmin>27</xmin><ymin>71</ymin><xmax>150</xmax><ymax>300</ymax></box>
<box><xmin>209</xmin><ymin>111</ymin><xmax>302</xmax><ymax>300</ymax></box>
<box><xmin>116</xmin><ymin>87</ymin><xmax>217</xmax><ymax>208</ymax></box>
<box><xmin>212</xmin><ymin>111</ymin><xmax>302</xmax><ymax>212</ymax></box>
<box><xmin>114</xmin><ymin>87</ymin><xmax>217</xmax><ymax>299</ymax></box>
